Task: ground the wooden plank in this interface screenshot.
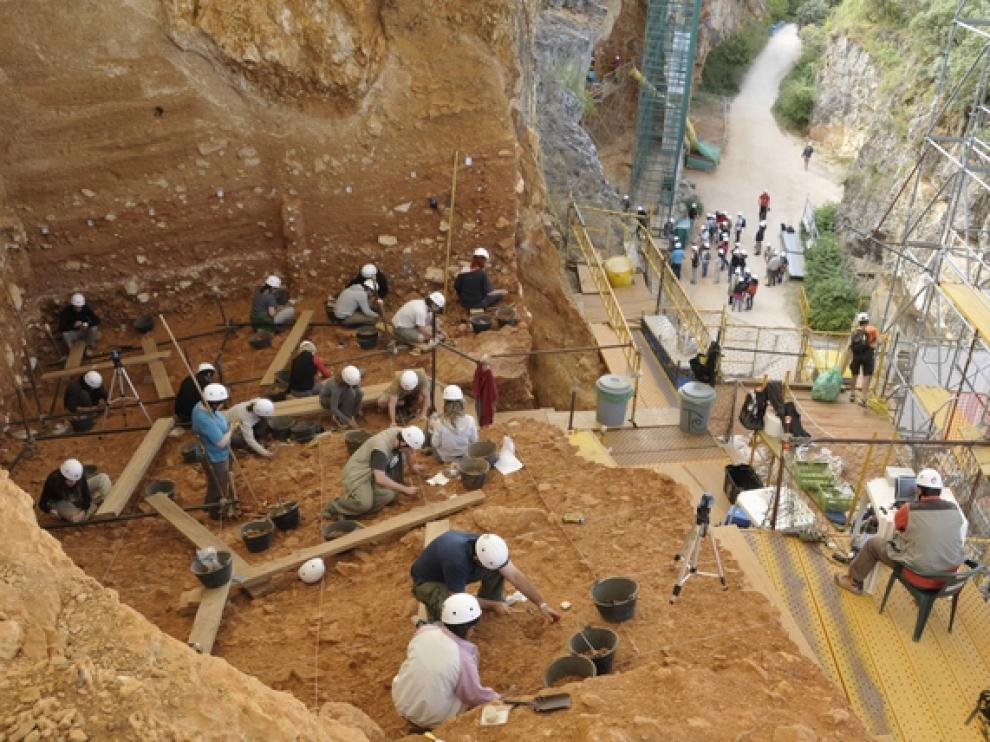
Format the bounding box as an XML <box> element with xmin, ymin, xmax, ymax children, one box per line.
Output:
<box><xmin>241</xmin><ymin>492</ymin><xmax>485</xmax><ymax>589</ymax></box>
<box><xmin>96</xmin><ymin>418</ymin><xmax>177</xmax><ymax>516</ymax></box>
<box><xmin>66</xmin><ymin>340</ymin><xmax>87</xmax><ymax>369</ymax></box>
<box><xmin>140</xmin><ymin>336</ymin><xmax>175</xmax><ymax>400</ymax></box>
<box><xmin>187</xmin><ymin>581</ymin><xmax>232</xmax><ymax>655</ymax></box>
<box><xmin>417</xmin><ymin>519</ymin><xmax>451</xmax><ymax>621</ymax></box>
<box><xmin>271</xmin><ymin>380</ymin><xmax>390</xmax><ymax>418</ymax></box>
<box><xmin>942</xmin><ymin>282</ymin><xmax>990</xmax><ymax>345</ymax></box>
<box><xmin>259</xmin><ymin>309</ymin><xmax>314</xmax><ymax>386</ymax></box>
<box><xmin>41</xmin><ymin>350</ymin><xmax>172</xmax><ymax>381</ymax></box>
<box><xmin>144</xmin><ymin>493</ymin><xmax>252</xmax><ymax>575</ymax></box>
<box><xmin>590</xmin><ymin>323</ymin><xmax>668</xmax><ymax>409</ymax></box>
<box><xmin>576</xmin><ymin>264</ymin><xmax>597</xmax><ymax>294</ymax></box>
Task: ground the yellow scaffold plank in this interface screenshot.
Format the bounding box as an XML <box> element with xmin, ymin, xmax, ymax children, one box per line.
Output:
<box><xmin>567</xmin><ymin>431</ymin><xmax>616</xmax><ymax>468</ymax></box>
<box><xmin>941</xmin><ymin>281</ymin><xmax>990</xmax><ymax>345</ymax></box>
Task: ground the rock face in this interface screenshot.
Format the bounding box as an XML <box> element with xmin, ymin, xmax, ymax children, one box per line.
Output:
<box><xmin>0</xmin><ymin>470</ymin><xmax>372</xmax><ymax>741</ymax></box>
<box><xmin>809</xmin><ymin>36</ymin><xmax>881</xmax><ymax>160</ymax></box>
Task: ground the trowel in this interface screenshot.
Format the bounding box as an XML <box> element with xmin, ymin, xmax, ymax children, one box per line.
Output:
<box><xmin>503</xmin><ymin>693</ymin><xmax>572</xmax><ymax>712</ymax></box>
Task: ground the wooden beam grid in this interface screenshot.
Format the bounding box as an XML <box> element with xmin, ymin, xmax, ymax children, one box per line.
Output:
<box><xmin>96</xmin><ymin>418</ymin><xmax>176</xmax><ymax>516</ymax></box>
<box><xmin>41</xmin><ymin>350</ymin><xmax>172</xmax><ymax>382</ymax></box>
<box><xmin>260</xmin><ymin>309</ymin><xmax>315</xmax><ymax>386</ymax></box>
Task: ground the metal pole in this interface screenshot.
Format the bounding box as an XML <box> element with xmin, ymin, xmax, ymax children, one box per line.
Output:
<box><xmin>35</xmin><ymin>425</ymin><xmax>153</xmax><ymax>441</ymax></box>
<box><xmin>41</xmin><ymin>502</ymin><xmax>221</xmax><ymax>530</ymax></box>
<box><xmin>848</xmin><ymin>432</ymin><xmax>878</xmax><ymax>526</ymax></box>
<box><xmin>429</xmin><ymin>311</ymin><xmax>438</xmax><ymax>416</ymax></box>
<box><xmin>567</xmin><ymin>387</ymin><xmax>577</xmax><ymax>431</ymax></box>
<box><xmin>442</xmin><ymin>150</ymin><xmax>459</xmax><ymax>301</ymax></box>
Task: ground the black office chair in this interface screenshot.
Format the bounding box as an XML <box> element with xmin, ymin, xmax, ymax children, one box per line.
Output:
<box><xmin>879</xmin><ymin>560</ymin><xmax>984</xmax><ymax>642</ymax></box>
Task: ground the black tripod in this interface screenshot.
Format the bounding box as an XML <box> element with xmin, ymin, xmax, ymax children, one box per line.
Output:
<box><xmin>670</xmin><ymin>493</ymin><xmax>728</xmax><ymax>604</ymax></box>
<box><xmin>104</xmin><ymin>350</ymin><xmax>151</xmax><ymax>424</ymax></box>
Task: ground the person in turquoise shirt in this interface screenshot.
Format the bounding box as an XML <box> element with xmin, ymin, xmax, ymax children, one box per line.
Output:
<box><xmin>191</xmin><ymin>383</ymin><xmax>233</xmax><ymax>520</ymax></box>
<box><xmin>670</xmin><ymin>242</ymin><xmax>685</xmax><ymax>280</ymax></box>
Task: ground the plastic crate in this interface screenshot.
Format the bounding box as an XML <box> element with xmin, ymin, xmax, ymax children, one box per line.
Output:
<box><xmin>724</xmin><ymin>464</ymin><xmax>764</xmax><ymax>505</ymax></box>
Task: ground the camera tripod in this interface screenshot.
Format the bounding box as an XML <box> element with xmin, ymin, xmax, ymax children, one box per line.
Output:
<box><xmin>104</xmin><ymin>350</ymin><xmax>151</xmax><ymax>424</ymax></box>
<box><xmin>670</xmin><ymin>493</ymin><xmax>728</xmax><ymax>604</ymax></box>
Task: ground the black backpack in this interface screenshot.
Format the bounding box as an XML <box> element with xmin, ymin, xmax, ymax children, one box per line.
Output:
<box><xmin>738</xmin><ymin>391</ymin><xmax>764</xmax><ymax>431</ymax></box>
<box><xmin>850</xmin><ymin>327</ymin><xmax>869</xmax><ymax>354</ymax></box>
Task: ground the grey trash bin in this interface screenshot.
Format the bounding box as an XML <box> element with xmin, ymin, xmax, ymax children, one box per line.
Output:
<box><xmin>678</xmin><ymin>381</ymin><xmax>716</xmax><ymax>434</ymax></box>
<box><xmin>596</xmin><ymin>374</ymin><xmax>634</xmax><ymax>427</ymax></box>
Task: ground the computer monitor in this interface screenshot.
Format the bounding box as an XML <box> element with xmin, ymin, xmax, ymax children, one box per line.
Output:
<box><xmin>894</xmin><ymin>475</ymin><xmax>917</xmax><ymax>503</ymax></box>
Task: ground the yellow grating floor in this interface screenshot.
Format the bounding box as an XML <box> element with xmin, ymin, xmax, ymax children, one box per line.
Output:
<box><xmin>567</xmin><ymin>430</ymin><xmax>617</xmax><ymax>468</ymax></box>
<box><xmin>741</xmin><ymin>530</ymin><xmax>990</xmax><ymax>741</ymax></box>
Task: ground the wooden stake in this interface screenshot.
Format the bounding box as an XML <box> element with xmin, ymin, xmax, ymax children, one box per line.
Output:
<box><xmin>442</xmin><ymin>150</ymin><xmax>459</xmax><ymax>301</ymax></box>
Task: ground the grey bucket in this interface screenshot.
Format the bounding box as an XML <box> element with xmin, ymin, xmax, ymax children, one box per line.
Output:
<box><xmin>457</xmin><ymin>457</ymin><xmax>490</xmax><ymax>489</ymax></box>
<box><xmin>590</xmin><ymin>576</ymin><xmax>639</xmax><ymax>623</ymax></box>
<box><xmin>568</xmin><ymin>626</ymin><xmax>619</xmax><ymax>675</ymax></box>
<box><xmin>542</xmin><ymin>655</ymin><xmax>597</xmax><ymax>688</ymax></box>
<box><xmin>678</xmin><ymin>381</ymin><xmax>716</xmax><ymax>434</ymax></box>
<box><xmin>190</xmin><ymin>551</ymin><xmax>233</xmax><ymax>589</ymax></box>
<box><xmin>595</xmin><ymin>375</ymin><xmax>633</xmax><ymax>427</ymax></box>
<box><xmin>467</xmin><ymin>440</ymin><xmax>497</xmax><ymax>466</ymax></box>
<box><xmin>145</xmin><ymin>480</ymin><xmax>175</xmax><ymax>499</ymax></box>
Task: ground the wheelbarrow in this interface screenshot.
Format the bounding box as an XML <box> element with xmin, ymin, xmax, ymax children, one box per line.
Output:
<box><xmin>503</xmin><ymin>693</ymin><xmax>572</xmax><ymax>712</ymax></box>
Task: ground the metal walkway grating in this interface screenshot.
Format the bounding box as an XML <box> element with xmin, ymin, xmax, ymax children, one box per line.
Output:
<box><xmin>604</xmin><ymin>426</ymin><xmax>723</xmax><ymax>465</ymax></box>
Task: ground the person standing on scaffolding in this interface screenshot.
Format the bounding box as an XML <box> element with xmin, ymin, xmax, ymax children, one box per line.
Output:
<box><xmin>849</xmin><ymin>312</ymin><xmax>879</xmax><ymax>406</ymax></box>
<box><xmin>636</xmin><ymin>206</ymin><xmax>649</xmax><ymax>239</ymax></box>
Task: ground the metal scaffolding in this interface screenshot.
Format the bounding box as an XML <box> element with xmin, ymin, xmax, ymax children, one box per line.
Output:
<box><xmin>628</xmin><ymin>0</ymin><xmax>702</xmax><ymax>222</ymax></box>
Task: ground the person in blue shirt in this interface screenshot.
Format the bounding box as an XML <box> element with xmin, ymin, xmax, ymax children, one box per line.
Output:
<box><xmin>191</xmin><ymin>383</ymin><xmax>233</xmax><ymax>520</ymax></box>
<box><xmin>670</xmin><ymin>242</ymin><xmax>685</xmax><ymax>280</ymax></box>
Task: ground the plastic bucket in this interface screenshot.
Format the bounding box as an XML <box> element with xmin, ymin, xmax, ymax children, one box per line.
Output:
<box><xmin>568</xmin><ymin>627</ymin><xmax>619</xmax><ymax>675</ymax></box>
<box><xmin>144</xmin><ymin>480</ymin><xmax>175</xmax><ymax>499</ymax></box>
<box><xmin>495</xmin><ymin>306</ymin><xmax>517</xmax><ymax>327</ymax></box>
<box><xmin>270</xmin><ymin>416</ymin><xmax>294</xmax><ymax>441</ymax></box>
<box><xmin>249</xmin><ymin>330</ymin><xmax>273</xmax><ymax>349</ymax></box>
<box><xmin>182</xmin><ymin>442</ymin><xmax>204</xmax><ymax>464</ymax></box>
<box><xmin>470</xmin><ymin>314</ymin><xmax>493</xmax><ymax>334</ymax></box>
<box><xmin>70</xmin><ymin>415</ymin><xmax>96</xmax><ymax>433</ymax></box>
<box><xmin>264</xmin><ymin>381</ymin><xmax>288</xmax><ymax>402</ymax></box>
<box><xmin>344</xmin><ymin>430</ymin><xmax>371</xmax><ymax>455</ymax></box>
<box><xmin>241</xmin><ymin>518</ymin><xmax>275</xmax><ymax>553</ymax></box>
<box><xmin>590</xmin><ymin>576</ymin><xmax>639</xmax><ymax>623</ymax></box>
<box><xmin>190</xmin><ymin>551</ymin><xmax>233</xmax><ymax>589</ymax></box>
<box><xmin>356</xmin><ymin>328</ymin><xmax>378</xmax><ymax>350</ymax></box>
<box><xmin>723</xmin><ymin>464</ymin><xmax>763</xmax><ymax>505</ymax></box>
<box><xmin>457</xmin><ymin>458</ymin><xmax>490</xmax><ymax>489</ymax></box>
<box><xmin>604</xmin><ymin>256</ymin><xmax>633</xmax><ymax>288</ymax></box>
<box><xmin>595</xmin><ymin>374</ymin><xmax>633</xmax><ymax>427</ymax></box>
<box><xmin>467</xmin><ymin>440</ymin><xmax>497</xmax><ymax>466</ymax></box>
<box><xmin>678</xmin><ymin>381</ymin><xmax>716</xmax><ymax>435</ymax></box>
<box><xmin>268</xmin><ymin>501</ymin><xmax>300</xmax><ymax>531</ymax></box>
<box><xmin>83</xmin><ymin>464</ymin><xmax>99</xmax><ymax>478</ymax></box>
<box><xmin>290</xmin><ymin>420</ymin><xmax>321</xmax><ymax>443</ymax></box>
<box><xmin>543</xmin><ymin>655</ymin><xmax>597</xmax><ymax>688</ymax></box>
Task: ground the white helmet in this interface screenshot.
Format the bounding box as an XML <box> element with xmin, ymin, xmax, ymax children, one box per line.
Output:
<box><xmin>428</xmin><ymin>292</ymin><xmax>446</xmax><ymax>310</ymax></box>
<box><xmin>473</xmin><ymin>247</ymin><xmax>490</xmax><ymax>260</ymax></box>
<box><xmin>443</xmin><ymin>384</ymin><xmax>464</xmax><ymax>402</ymax></box>
<box><xmin>737</xmin><ymin>212</ymin><xmax>743</xmax><ymax>216</ymax></box>
<box><xmin>399</xmin><ymin>369</ymin><xmax>419</xmax><ymax>391</ymax></box>
<box><xmin>298</xmin><ymin>340</ymin><xmax>317</xmax><ymax>355</ymax></box>
<box><xmin>759</xmin><ymin>220</ymin><xmax>767</xmax><ymax>227</ymax></box>
<box><xmin>70</xmin><ymin>293</ymin><xmax>86</xmax><ymax>308</ymax></box>
<box><xmin>203</xmin><ymin>383</ymin><xmax>228</xmax><ymax>403</ymax></box>
<box><xmin>400</xmin><ymin>426</ymin><xmax>425</xmax><ymax>450</ymax></box>
<box><xmin>360</xmin><ymin>263</ymin><xmax>378</xmax><ymax>279</ymax></box>
<box><xmin>442</xmin><ymin>593</ymin><xmax>482</xmax><ymax>625</ymax></box>
<box><xmin>298</xmin><ymin>558</ymin><xmax>326</xmax><ymax>584</ymax></box>
<box><xmin>265</xmin><ymin>275</ymin><xmax>281</xmax><ymax>289</ymax></box>
<box><xmin>253</xmin><ymin>398</ymin><xmax>275</xmax><ymax>418</ymax></box>
<box><xmin>197</xmin><ymin>362</ymin><xmax>216</xmax><ymax>374</ymax></box>
<box><xmin>60</xmin><ymin>458</ymin><xmax>84</xmax><ymax>483</ymax></box>
<box><xmin>341</xmin><ymin>365</ymin><xmax>361</xmax><ymax>386</ymax></box>
<box><xmin>916</xmin><ymin>468</ymin><xmax>943</xmax><ymax>490</ymax></box>
<box><xmin>83</xmin><ymin>370</ymin><xmax>102</xmax><ymax>389</ymax></box>
<box><xmin>362</xmin><ymin>278</ymin><xmax>378</xmax><ymax>291</ymax></box>
<box><xmin>856</xmin><ymin>312</ymin><xmax>869</xmax><ymax>324</ymax></box>
<box><xmin>475</xmin><ymin>533</ymin><xmax>509</xmax><ymax>570</ymax></box>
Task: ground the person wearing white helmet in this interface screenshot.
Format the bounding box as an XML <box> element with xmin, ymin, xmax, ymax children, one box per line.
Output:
<box><xmin>174</xmin><ymin>361</ymin><xmax>216</xmax><ymax>423</ymax></box>
<box><xmin>391</xmin><ymin>293</ymin><xmax>446</xmax><ymax>347</ymax></box>
<box><xmin>333</xmin><ymin>278</ymin><xmax>380</xmax><ymax>326</ymax></box>
<box><xmin>191</xmin><ymin>383</ymin><xmax>235</xmax><ymax>520</ymax></box>
<box><xmin>454</xmin><ymin>247</ymin><xmax>508</xmax><ymax>310</ymax></box>
<box><xmin>734</xmin><ymin>211</ymin><xmax>747</xmax><ymax>242</ymax></box>
<box><xmin>754</xmin><ymin>219</ymin><xmax>767</xmax><ymax>255</ymax></box>
<box><xmin>410</xmin><ymin>531</ymin><xmax>562</xmax><ymax>624</ymax></box>
<box><xmin>836</xmin><ymin>467</ymin><xmax>967</xmax><ymax>596</ymax></box>
<box><xmin>347</xmin><ymin>262</ymin><xmax>389</xmax><ymax>300</ymax></box>
<box><xmin>225</xmin><ymin>397</ymin><xmax>276</xmax><ymax>457</ymax></box>
<box><xmin>63</xmin><ymin>369</ymin><xmax>107</xmax><ymax>416</ymax></box>
<box><xmin>327</xmin><ymin>425</ymin><xmax>426</xmax><ymax>517</ymax></box>
<box><xmin>287</xmin><ymin>340</ymin><xmax>331</xmax><ymax>396</ymax></box>
<box><xmin>39</xmin><ymin>458</ymin><xmax>113</xmax><ymax>523</ymax></box>
<box><xmin>377</xmin><ymin>368</ymin><xmax>430</xmax><ymax>425</ymax></box>
<box><xmin>250</xmin><ymin>274</ymin><xmax>295</xmax><ymax>332</ymax></box>
<box><xmin>849</xmin><ymin>312</ymin><xmax>879</xmax><ymax>406</ymax></box>
<box><xmin>58</xmin><ymin>292</ymin><xmax>102</xmax><ymax>356</ymax></box>
<box><xmin>392</xmin><ymin>592</ymin><xmax>498</xmax><ymax>729</ymax></box>
<box><xmin>429</xmin><ymin>385</ymin><xmax>479</xmax><ymax>463</ymax></box>
<box><xmin>319</xmin><ymin>365</ymin><xmax>365</xmax><ymax>428</ymax></box>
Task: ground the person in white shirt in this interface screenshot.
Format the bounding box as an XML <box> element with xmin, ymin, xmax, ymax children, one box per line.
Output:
<box><xmin>392</xmin><ymin>292</ymin><xmax>445</xmax><ymax>345</ymax></box>
<box><xmin>225</xmin><ymin>397</ymin><xmax>276</xmax><ymax>457</ymax></box>
<box><xmin>429</xmin><ymin>385</ymin><xmax>478</xmax><ymax>463</ymax></box>
<box><xmin>392</xmin><ymin>593</ymin><xmax>498</xmax><ymax>729</ymax></box>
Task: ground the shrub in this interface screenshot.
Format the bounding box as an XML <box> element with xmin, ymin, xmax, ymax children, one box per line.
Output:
<box><xmin>796</xmin><ymin>0</ymin><xmax>830</xmax><ymax>26</ymax></box>
<box><xmin>804</xmin><ymin>230</ymin><xmax>862</xmax><ymax>331</ymax></box>
<box><xmin>701</xmin><ymin>20</ymin><xmax>770</xmax><ymax>95</ymax></box>
<box><xmin>773</xmin><ymin>25</ymin><xmax>825</xmax><ymax>133</ymax></box>
<box><xmin>814</xmin><ymin>202</ymin><xmax>839</xmax><ymax>234</ymax></box>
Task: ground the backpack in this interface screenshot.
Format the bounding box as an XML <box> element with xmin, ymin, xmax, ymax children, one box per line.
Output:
<box><xmin>850</xmin><ymin>327</ymin><xmax>869</xmax><ymax>354</ymax></box>
<box><xmin>738</xmin><ymin>391</ymin><xmax>764</xmax><ymax>431</ymax></box>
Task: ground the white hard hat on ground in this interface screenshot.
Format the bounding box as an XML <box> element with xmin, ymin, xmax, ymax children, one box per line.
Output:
<box><xmin>475</xmin><ymin>533</ymin><xmax>510</xmax><ymax>570</ymax></box>
<box><xmin>298</xmin><ymin>340</ymin><xmax>317</xmax><ymax>355</ymax></box>
<box><xmin>253</xmin><ymin>398</ymin><xmax>275</xmax><ymax>417</ymax></box>
<box><xmin>60</xmin><ymin>458</ymin><xmax>84</xmax><ymax>482</ymax></box>
<box><xmin>442</xmin><ymin>593</ymin><xmax>482</xmax><ymax>625</ymax></box>
<box><xmin>197</xmin><ymin>362</ymin><xmax>216</xmax><ymax>374</ymax></box>
<box><xmin>428</xmin><ymin>292</ymin><xmax>446</xmax><ymax>310</ymax></box>
<box><xmin>399</xmin><ymin>369</ymin><xmax>419</xmax><ymax>391</ymax></box>
<box><xmin>361</xmin><ymin>264</ymin><xmax>378</xmax><ymax>279</ymax></box>
<box><xmin>857</xmin><ymin>312</ymin><xmax>869</xmax><ymax>324</ymax></box>
<box><xmin>204</xmin><ymin>383</ymin><xmax>228</xmax><ymax>403</ymax></box>
<box><xmin>916</xmin><ymin>468</ymin><xmax>943</xmax><ymax>490</ymax></box>
<box><xmin>341</xmin><ymin>365</ymin><xmax>361</xmax><ymax>386</ymax></box>
<box><xmin>443</xmin><ymin>384</ymin><xmax>464</xmax><ymax>401</ymax></box>
<box><xmin>400</xmin><ymin>426</ymin><xmax>425</xmax><ymax>450</ymax></box>
<box><xmin>265</xmin><ymin>275</ymin><xmax>281</xmax><ymax>289</ymax></box>
<box><xmin>70</xmin><ymin>293</ymin><xmax>86</xmax><ymax>308</ymax></box>
<box><xmin>473</xmin><ymin>247</ymin><xmax>490</xmax><ymax>260</ymax></box>
<box><xmin>83</xmin><ymin>370</ymin><xmax>102</xmax><ymax>389</ymax></box>
<box><xmin>298</xmin><ymin>558</ymin><xmax>326</xmax><ymax>584</ymax></box>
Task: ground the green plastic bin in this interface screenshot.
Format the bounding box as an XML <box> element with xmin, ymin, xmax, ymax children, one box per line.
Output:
<box><xmin>596</xmin><ymin>375</ymin><xmax>634</xmax><ymax>427</ymax></box>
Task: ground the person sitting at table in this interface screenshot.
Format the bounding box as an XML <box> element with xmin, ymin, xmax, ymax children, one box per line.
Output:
<box><xmin>835</xmin><ymin>468</ymin><xmax>966</xmax><ymax>595</ymax></box>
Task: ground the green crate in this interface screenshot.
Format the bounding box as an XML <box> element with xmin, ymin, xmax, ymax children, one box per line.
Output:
<box><xmin>813</xmin><ymin>487</ymin><xmax>853</xmax><ymax>513</ymax></box>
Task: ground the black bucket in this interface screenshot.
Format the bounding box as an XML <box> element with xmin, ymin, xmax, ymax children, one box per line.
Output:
<box><xmin>344</xmin><ymin>430</ymin><xmax>371</xmax><ymax>455</ymax></box>
<box><xmin>249</xmin><ymin>330</ymin><xmax>273</xmax><ymax>349</ymax></box>
<box><xmin>291</xmin><ymin>420</ymin><xmax>321</xmax><ymax>443</ymax></box>
<box><xmin>495</xmin><ymin>306</ymin><xmax>517</xmax><ymax>328</ymax></box>
<box><xmin>542</xmin><ymin>655</ymin><xmax>597</xmax><ymax>688</ymax></box>
<box><xmin>133</xmin><ymin>314</ymin><xmax>155</xmax><ymax>334</ymax></box>
<box><xmin>356</xmin><ymin>328</ymin><xmax>378</xmax><ymax>350</ymax></box>
<box><xmin>590</xmin><ymin>577</ymin><xmax>639</xmax><ymax>623</ymax></box>
<box><xmin>470</xmin><ymin>314</ymin><xmax>493</xmax><ymax>334</ymax></box>
<box><xmin>270</xmin><ymin>416</ymin><xmax>294</xmax><ymax>441</ymax></box>
<box><xmin>322</xmin><ymin>520</ymin><xmax>365</xmax><ymax>550</ymax></box>
<box><xmin>457</xmin><ymin>457</ymin><xmax>490</xmax><ymax>489</ymax></box>
<box><xmin>265</xmin><ymin>381</ymin><xmax>289</xmax><ymax>402</ymax></box>
<box><xmin>181</xmin><ymin>441</ymin><xmax>204</xmax><ymax>464</ymax></box>
<box><xmin>268</xmin><ymin>501</ymin><xmax>301</xmax><ymax>531</ymax></box>
<box><xmin>190</xmin><ymin>551</ymin><xmax>233</xmax><ymax>589</ymax></box>
<box><xmin>467</xmin><ymin>440</ymin><xmax>497</xmax><ymax>466</ymax></box>
<box><xmin>568</xmin><ymin>626</ymin><xmax>619</xmax><ymax>675</ymax></box>
<box><xmin>144</xmin><ymin>480</ymin><xmax>176</xmax><ymax>499</ymax></box>
<box><xmin>241</xmin><ymin>518</ymin><xmax>275</xmax><ymax>553</ymax></box>
<box><xmin>83</xmin><ymin>463</ymin><xmax>99</xmax><ymax>478</ymax></box>
<box><xmin>70</xmin><ymin>415</ymin><xmax>96</xmax><ymax>433</ymax></box>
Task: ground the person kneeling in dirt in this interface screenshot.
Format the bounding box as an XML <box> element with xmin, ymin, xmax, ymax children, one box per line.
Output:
<box><xmin>250</xmin><ymin>275</ymin><xmax>295</xmax><ymax>332</ymax></box>
<box><xmin>287</xmin><ymin>340</ymin><xmax>331</xmax><ymax>397</ymax></box>
<box><xmin>429</xmin><ymin>385</ymin><xmax>478</xmax><ymax>463</ymax></box>
<box><xmin>326</xmin><ymin>426</ymin><xmax>425</xmax><ymax>518</ymax></box>
<box><xmin>378</xmin><ymin>368</ymin><xmax>431</xmax><ymax>425</ymax></box>
<box><xmin>410</xmin><ymin>531</ymin><xmax>562</xmax><ymax>624</ymax></box>
<box><xmin>175</xmin><ymin>362</ymin><xmax>216</xmax><ymax>424</ymax></box>
<box><xmin>40</xmin><ymin>458</ymin><xmax>112</xmax><ymax>523</ymax></box>
<box><xmin>319</xmin><ymin>365</ymin><xmax>364</xmax><ymax>428</ymax></box>
<box><xmin>392</xmin><ymin>292</ymin><xmax>446</xmax><ymax>347</ymax></box>
<box><xmin>225</xmin><ymin>397</ymin><xmax>275</xmax><ymax>458</ymax></box>
<box><xmin>392</xmin><ymin>593</ymin><xmax>499</xmax><ymax>730</ymax></box>
<box><xmin>333</xmin><ymin>279</ymin><xmax>380</xmax><ymax>326</ymax></box>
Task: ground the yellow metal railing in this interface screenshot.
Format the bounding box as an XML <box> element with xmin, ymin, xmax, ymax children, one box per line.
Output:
<box><xmin>640</xmin><ymin>232</ymin><xmax>711</xmax><ymax>351</ymax></box>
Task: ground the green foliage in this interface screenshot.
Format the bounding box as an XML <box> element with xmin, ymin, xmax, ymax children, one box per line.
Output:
<box><xmin>773</xmin><ymin>25</ymin><xmax>825</xmax><ymax>133</ymax></box>
<box><xmin>795</xmin><ymin>0</ymin><xmax>830</xmax><ymax>26</ymax></box>
<box><xmin>804</xmin><ymin>229</ymin><xmax>861</xmax><ymax>331</ymax></box>
<box><xmin>768</xmin><ymin>0</ymin><xmax>806</xmax><ymax>21</ymax></box>
<box><xmin>700</xmin><ymin>20</ymin><xmax>770</xmax><ymax>95</ymax></box>
<box><xmin>555</xmin><ymin>63</ymin><xmax>597</xmax><ymax>117</ymax></box>
<box><xmin>814</xmin><ymin>202</ymin><xmax>838</xmax><ymax>234</ymax></box>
